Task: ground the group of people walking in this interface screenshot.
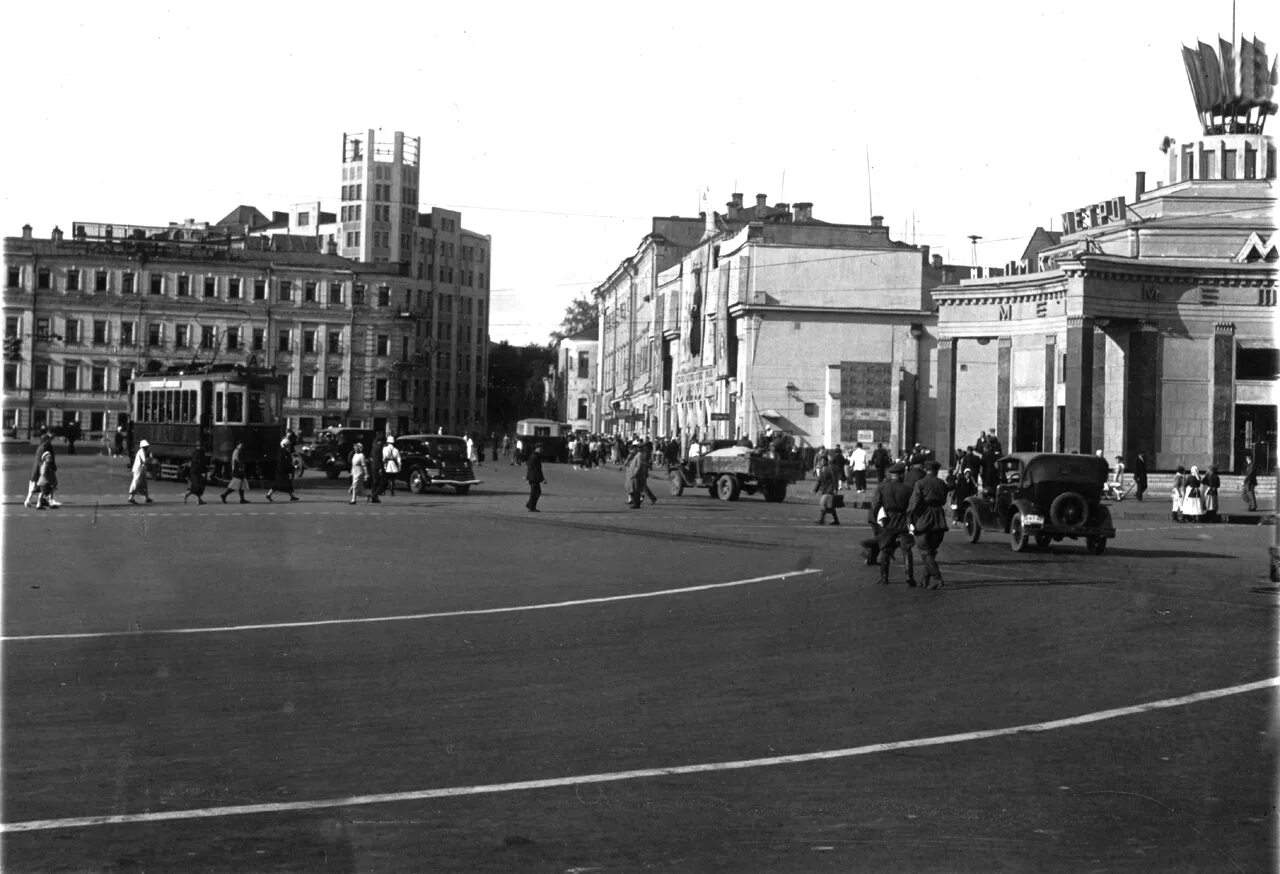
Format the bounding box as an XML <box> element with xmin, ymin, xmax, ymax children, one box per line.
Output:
<box><xmin>839</xmin><ymin>457</ymin><xmax>953</xmax><ymax>589</ymax></box>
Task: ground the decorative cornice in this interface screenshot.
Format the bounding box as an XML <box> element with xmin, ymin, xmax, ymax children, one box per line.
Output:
<box><xmin>1213</xmin><ymin>321</ymin><xmax>1237</xmax><ymax>334</ymax></box>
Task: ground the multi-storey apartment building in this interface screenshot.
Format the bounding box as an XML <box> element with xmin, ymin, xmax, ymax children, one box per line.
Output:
<box><xmin>2</xmin><ymin>222</ymin><xmax>432</xmax><ymax>439</ymax></box>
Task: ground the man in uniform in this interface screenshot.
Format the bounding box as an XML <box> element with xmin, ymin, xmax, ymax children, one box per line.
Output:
<box><xmin>908</xmin><ymin>460</ymin><xmax>952</xmax><ymax>589</ymax></box>
<box><xmin>525</xmin><ymin>445</ymin><xmax>546</xmax><ymax>512</ymax></box>
<box><xmin>873</xmin><ymin>462</ymin><xmax>916</xmax><ymax>585</ymax></box>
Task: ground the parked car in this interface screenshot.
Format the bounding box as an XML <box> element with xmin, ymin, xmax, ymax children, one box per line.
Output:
<box><xmin>961</xmin><ymin>452</ymin><xmax>1116</xmax><ymax>554</ymax></box>
<box><xmin>392</xmin><ymin>434</ymin><xmax>483</xmax><ymax>495</ymax></box>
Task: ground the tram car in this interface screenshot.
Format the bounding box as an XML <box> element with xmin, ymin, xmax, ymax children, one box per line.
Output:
<box><xmin>129</xmin><ymin>364</ymin><xmax>288</xmax><ymax>481</ymax></box>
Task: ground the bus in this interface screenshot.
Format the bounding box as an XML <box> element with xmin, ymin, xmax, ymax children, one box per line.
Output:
<box><xmin>129</xmin><ymin>364</ymin><xmax>288</xmax><ymax>480</ymax></box>
<box><xmin>515</xmin><ymin>418</ymin><xmax>571</xmax><ymax>463</ymax></box>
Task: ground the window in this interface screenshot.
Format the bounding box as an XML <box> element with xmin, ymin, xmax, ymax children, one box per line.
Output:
<box><xmin>305</xmin><ymin>281</ymin><xmax>317</xmax><ymax>302</ymax></box>
<box><xmin>90</xmin><ymin>410</ymin><xmax>105</xmax><ymax>431</ymax></box>
<box><xmin>7</xmin><ymin>266</ymin><xmax>18</xmax><ymax>287</ymax></box>
<box><xmin>254</xmin><ymin>278</ymin><xmax>266</xmax><ymax>300</ymax></box>
<box><xmin>277</xmin><ymin>329</ymin><xmax>291</xmax><ymax>353</ymax></box>
<box><xmin>66</xmin><ymin>269</ymin><xmax>80</xmax><ymax>291</ymax></box>
<box><xmin>148</xmin><ymin>324</ymin><xmax>162</xmax><ymax>347</ymax></box>
<box><xmin>63</xmin><ymin>364</ymin><xmax>78</xmax><ymax>391</ymax></box>
<box><xmin>577</xmin><ymin>398</ymin><xmax>588</xmax><ymax>419</ymax></box>
<box><xmin>34</xmin><ymin>365</ymin><xmax>48</xmax><ymax>390</ymax></box>
<box><xmin>118</xmin><ymin>366</ymin><xmax>133</xmax><ymax>391</ymax></box>
<box><xmin>378</xmin><ymin>286</ymin><xmax>390</xmax><ymax>307</ymax></box>
<box><xmin>121</xmin><ymin>322</ymin><xmax>135</xmax><ymax>346</ymax></box>
<box><xmin>37</xmin><ymin>268</ymin><xmax>51</xmax><ymax>290</ymax></box>
<box><xmin>578</xmin><ymin>351</ymin><xmax>590</xmax><ymax>379</ymax></box>
<box><xmin>401</xmin><ymin>336</ymin><xmax>410</xmax><ymax>360</ymax></box>
<box><xmin>95</xmin><ymin>270</ymin><xmax>108</xmax><ymax>292</ymax></box>
<box><xmin>328</xmin><ymin>282</ymin><xmax>343</xmax><ymax>304</ymax></box>
<box><xmin>92</xmin><ymin>366</ymin><xmax>106</xmax><ymax>392</ymax></box>
<box><xmin>150</xmin><ymin>274</ymin><xmax>164</xmax><ymax>295</ymax></box>
<box><xmin>325</xmin><ymin>376</ymin><xmax>339</xmax><ymax>399</ymax></box>
<box><xmin>1236</xmin><ymin>348</ymin><xmax>1279</xmax><ymax>381</ymax></box>
<box><xmin>226</xmin><ymin>326</ymin><xmax>239</xmax><ymax>351</ymax></box>
<box><xmin>177</xmin><ymin>275</ymin><xmax>190</xmax><ymax>297</ymax></box>
<box><xmin>251</xmin><ymin>328</ymin><xmax>264</xmax><ymax>351</ymax></box>
<box><xmin>375</xmin><ymin>379</ymin><xmax>388</xmax><ymax>401</ymax></box>
<box><xmin>4</xmin><ymin>364</ymin><xmax>17</xmax><ymax>390</ymax></box>
<box><xmin>93</xmin><ymin>320</ymin><xmax>108</xmax><ymax>345</ymax></box>
<box><xmin>64</xmin><ymin>320</ymin><xmax>80</xmax><ymax>345</ymax></box>
<box><xmin>175</xmin><ymin>324</ymin><xmax>189</xmax><ymax>348</ymax></box>
<box><xmin>122</xmin><ymin>272</ymin><xmax>135</xmax><ymax>294</ymax></box>
<box><xmin>376</xmin><ymin>334</ymin><xmax>389</xmax><ymax>356</ymax></box>
<box><xmin>298</xmin><ymin>211</ymin><xmax>310</xmax><ymax>227</ymax></box>
<box><xmin>301</xmin><ymin>374</ymin><xmax>315</xmax><ymax>399</ymax></box>
<box><xmin>353</xmin><ymin>284</ymin><xmax>365</xmax><ymax>305</ymax></box>
<box><xmin>399</xmin><ymin>380</ymin><xmax>408</xmax><ymax>402</ymax></box>
<box><xmin>228</xmin><ymin>277</ymin><xmax>241</xmax><ymax>299</ymax></box>
<box><xmin>327</xmin><ymin>330</ymin><xmax>342</xmax><ymax>354</ymax></box>
<box><xmin>279</xmin><ymin>280</ymin><xmax>292</xmax><ymax>301</ymax></box>
<box><xmin>304</xmin><ymin>329</ymin><xmax>317</xmax><ymax>353</ymax></box>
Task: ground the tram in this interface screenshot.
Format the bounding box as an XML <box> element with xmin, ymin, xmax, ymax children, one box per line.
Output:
<box><xmin>129</xmin><ymin>364</ymin><xmax>288</xmax><ymax>480</ymax></box>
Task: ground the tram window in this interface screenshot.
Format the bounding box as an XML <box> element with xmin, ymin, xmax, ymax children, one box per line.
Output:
<box><xmin>248</xmin><ymin>391</ymin><xmax>264</xmax><ymax>424</ymax></box>
<box><xmin>164</xmin><ymin>390</ymin><xmax>173</xmax><ymax>422</ymax></box>
<box><xmin>215</xmin><ymin>391</ymin><xmax>224</xmax><ymax>424</ymax></box>
<box><xmin>179</xmin><ymin>390</ymin><xmax>189</xmax><ymax>423</ymax></box>
<box><xmin>226</xmin><ymin>392</ymin><xmax>244</xmax><ymax>423</ymax></box>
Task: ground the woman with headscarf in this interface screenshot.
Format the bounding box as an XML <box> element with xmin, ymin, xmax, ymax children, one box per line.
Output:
<box><xmin>1181</xmin><ymin>465</ymin><xmax>1204</xmax><ymax>523</ymax></box>
<box><xmin>1170</xmin><ymin>465</ymin><xmax>1186</xmax><ymax>522</ymax></box>
<box><xmin>266</xmin><ymin>434</ymin><xmax>300</xmax><ymax>502</ymax></box>
<box><xmin>349</xmin><ymin>442</ymin><xmax>368</xmax><ymax>505</ymax></box>
<box><xmin>183</xmin><ymin>446</ymin><xmax>208</xmax><ymax>505</ymax></box>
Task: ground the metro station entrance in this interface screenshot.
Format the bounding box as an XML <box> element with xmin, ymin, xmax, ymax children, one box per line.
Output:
<box><xmin>1013</xmin><ymin>406</ymin><xmax>1043</xmax><ymax>452</ymax></box>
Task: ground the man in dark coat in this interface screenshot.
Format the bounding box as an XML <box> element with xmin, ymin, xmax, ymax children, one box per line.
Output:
<box><xmin>873</xmin><ymin>462</ymin><xmax>916</xmax><ymax>585</ymax></box>
<box><xmin>870</xmin><ymin>443</ymin><xmax>891</xmax><ymax>483</ymax></box>
<box><xmin>1242</xmin><ymin>451</ymin><xmax>1258</xmax><ymax>511</ymax></box>
<box><xmin>25</xmin><ymin>432</ymin><xmax>56</xmax><ymax>508</ymax></box>
<box><xmin>1132</xmin><ymin>450</ymin><xmax>1149</xmax><ymax>501</ymax></box>
<box><xmin>813</xmin><ymin>456</ymin><xmax>841</xmax><ymax>525</ymax></box>
<box><xmin>368</xmin><ymin>434</ymin><xmax>385</xmax><ymax>503</ymax></box>
<box><xmin>525</xmin><ymin>445</ymin><xmax>546</xmax><ymax>512</ymax></box>
<box><xmin>908</xmin><ymin>460</ymin><xmax>952</xmax><ymax>589</ymax></box>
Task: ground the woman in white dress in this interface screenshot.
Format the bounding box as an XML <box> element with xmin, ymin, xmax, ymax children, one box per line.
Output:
<box><xmin>1170</xmin><ymin>465</ymin><xmax>1186</xmax><ymax>522</ymax></box>
<box><xmin>1180</xmin><ymin>465</ymin><xmax>1204</xmax><ymax>523</ymax></box>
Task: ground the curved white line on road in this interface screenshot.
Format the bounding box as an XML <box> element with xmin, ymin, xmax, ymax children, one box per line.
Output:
<box><xmin>0</xmin><ymin>569</ymin><xmax>822</xmax><ymax>643</ymax></box>
<box><xmin>3</xmin><ymin>677</ymin><xmax>1274</xmax><ymax>834</ymax></box>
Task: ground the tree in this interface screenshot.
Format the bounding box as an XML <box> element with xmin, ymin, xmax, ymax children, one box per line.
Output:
<box><xmin>550</xmin><ymin>294</ymin><xmax>599</xmax><ymax>344</ymax></box>
<box><xmin>486</xmin><ymin>340</ymin><xmax>557</xmax><ymax>432</ymax></box>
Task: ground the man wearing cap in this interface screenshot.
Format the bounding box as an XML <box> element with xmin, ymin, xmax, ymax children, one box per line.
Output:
<box><xmin>128</xmin><ymin>439</ymin><xmax>155</xmax><ymax>504</ymax></box>
<box><xmin>525</xmin><ymin>444</ymin><xmax>547</xmax><ymax>512</ymax></box>
<box><xmin>873</xmin><ymin>462</ymin><xmax>917</xmax><ymax>585</ymax></box>
<box><xmin>908</xmin><ymin>460</ymin><xmax>951</xmax><ymax>589</ymax></box>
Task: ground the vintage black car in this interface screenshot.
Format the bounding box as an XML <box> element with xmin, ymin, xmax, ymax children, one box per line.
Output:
<box><xmin>297</xmin><ymin>427</ymin><xmax>376</xmax><ymax>479</ymax></box>
<box><xmin>392</xmin><ymin>434</ymin><xmax>483</xmax><ymax>495</ymax></box>
<box><xmin>961</xmin><ymin>452</ymin><xmax>1116</xmax><ymax>554</ymax></box>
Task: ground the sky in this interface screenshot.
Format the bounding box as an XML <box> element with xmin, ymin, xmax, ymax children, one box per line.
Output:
<box><xmin>3</xmin><ymin>1</ymin><xmax>1273</xmax><ymax>346</ymax></box>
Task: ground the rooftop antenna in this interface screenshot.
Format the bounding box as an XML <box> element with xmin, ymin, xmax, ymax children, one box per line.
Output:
<box><xmin>968</xmin><ymin>234</ymin><xmax>983</xmax><ymax>269</ymax></box>
<box><xmin>865</xmin><ymin>146</ymin><xmax>875</xmax><ymax>222</ymax></box>
<box><xmin>780</xmin><ymin>170</ymin><xmax>786</xmax><ymax>201</ymax></box>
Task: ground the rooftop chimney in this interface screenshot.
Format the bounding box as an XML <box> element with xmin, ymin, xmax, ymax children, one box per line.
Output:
<box><xmin>1134</xmin><ymin>170</ymin><xmax>1146</xmax><ymax>202</ymax></box>
<box><xmin>932</xmin><ymin>254</ymin><xmax>943</xmax><ymax>268</ymax></box>
<box><xmin>755</xmin><ymin>193</ymin><xmax>768</xmax><ymax>216</ymax></box>
<box><xmin>870</xmin><ymin>215</ymin><xmax>884</xmax><ymax>228</ymax></box>
<box><xmin>51</xmin><ymin>226</ymin><xmax>63</xmax><ymax>243</ymax></box>
<box><xmin>731</xmin><ymin>193</ymin><xmax>743</xmax><ymax>209</ymax></box>
<box><xmin>793</xmin><ymin>202</ymin><xmax>813</xmax><ymax>222</ymax></box>
<box><xmin>326</xmin><ymin>235</ymin><xmax>338</xmax><ymax>255</ymax></box>
<box><xmin>21</xmin><ymin>224</ymin><xmax>32</xmax><ymax>240</ymax></box>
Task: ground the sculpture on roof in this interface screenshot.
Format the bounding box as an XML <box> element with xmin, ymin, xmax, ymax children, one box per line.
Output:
<box><xmin>1181</xmin><ymin>36</ymin><xmax>1277</xmax><ymax>134</ymax></box>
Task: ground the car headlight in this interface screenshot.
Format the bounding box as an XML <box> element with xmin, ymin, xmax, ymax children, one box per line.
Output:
<box><xmin>1022</xmin><ymin>514</ymin><xmax>1045</xmax><ymax>525</ymax></box>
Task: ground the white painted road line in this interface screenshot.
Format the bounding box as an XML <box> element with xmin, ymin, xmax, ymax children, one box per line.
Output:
<box><xmin>3</xmin><ymin>676</ymin><xmax>1274</xmax><ymax>834</ymax></box>
<box><xmin>0</xmin><ymin>569</ymin><xmax>823</xmax><ymax>643</ymax></box>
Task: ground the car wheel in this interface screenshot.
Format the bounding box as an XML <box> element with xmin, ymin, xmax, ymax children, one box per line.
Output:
<box><xmin>669</xmin><ymin>470</ymin><xmax>685</xmax><ymax>497</ymax></box>
<box><xmin>292</xmin><ymin>456</ymin><xmax>305</xmax><ymax>478</ymax></box>
<box><xmin>1035</xmin><ymin>533</ymin><xmax>1053</xmax><ymax>549</ymax></box>
<box><xmin>717</xmin><ymin>474</ymin><xmax>741</xmax><ymax>501</ymax></box>
<box><xmin>454</xmin><ymin>485</ymin><xmax>470</xmax><ymax>496</ymax></box>
<box><xmin>1087</xmin><ymin>535</ymin><xmax>1107</xmax><ymax>556</ymax></box>
<box><xmin>1010</xmin><ymin>512</ymin><xmax>1030</xmax><ymax>552</ymax></box>
<box><xmin>964</xmin><ymin>506</ymin><xmax>981</xmax><ymax>543</ymax></box>
<box><xmin>409</xmin><ymin>468</ymin><xmax>427</xmax><ymax>494</ymax></box>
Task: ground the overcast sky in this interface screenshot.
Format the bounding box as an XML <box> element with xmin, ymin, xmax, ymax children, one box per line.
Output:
<box><xmin>3</xmin><ymin>1</ymin><xmax>1271</xmax><ymax>345</ymax></box>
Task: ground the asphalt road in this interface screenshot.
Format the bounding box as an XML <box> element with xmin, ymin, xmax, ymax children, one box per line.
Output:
<box><xmin>3</xmin><ymin>451</ymin><xmax>1276</xmax><ymax>872</ymax></box>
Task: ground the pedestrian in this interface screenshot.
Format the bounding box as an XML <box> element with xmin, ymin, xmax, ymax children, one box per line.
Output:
<box><xmin>349</xmin><ymin>442</ymin><xmax>368</xmax><ymax>505</ymax></box>
<box><xmin>858</xmin><ymin>498</ymin><xmax>883</xmax><ymax>567</ymax></box>
<box><xmin>1202</xmin><ymin>464</ymin><xmax>1221</xmax><ymax>522</ymax></box>
<box><xmin>1181</xmin><ymin>465</ymin><xmax>1204</xmax><ymax>522</ymax></box>
<box><xmin>849</xmin><ymin>442</ymin><xmax>868</xmax><ymax>494</ymax></box>
<box><xmin>128</xmin><ymin>439</ymin><xmax>155</xmax><ymax>504</ymax></box>
<box><xmin>1170</xmin><ymin>465</ymin><xmax>1186</xmax><ymax>522</ymax></box>
<box><xmin>65</xmin><ymin>419</ymin><xmax>82</xmax><ymax>454</ymax></box>
<box><xmin>512</xmin><ymin>437</ymin><xmax>524</xmax><ymax>466</ymax></box>
<box><xmin>624</xmin><ymin>443</ymin><xmax>644</xmax><ymax>508</ymax></box>
<box><xmin>183</xmin><ymin>446</ymin><xmax>208</xmax><ymax>504</ymax></box>
<box><xmin>907</xmin><ymin>460</ymin><xmax>951</xmax><ymax>589</ymax></box>
<box><xmin>25</xmin><ymin>431</ymin><xmax>54</xmax><ymax>508</ymax></box>
<box><xmin>219</xmin><ymin>441</ymin><xmax>251</xmax><ymax>504</ymax></box>
<box><xmin>34</xmin><ymin>449</ymin><xmax>57</xmax><ymax>509</ymax></box>
<box><xmin>813</xmin><ymin>455</ymin><xmax>841</xmax><ymax>525</ymax></box>
<box><xmin>1242</xmin><ymin>451</ymin><xmax>1258</xmax><ymax>511</ymax></box>
<box><xmin>874</xmin><ymin>462</ymin><xmax>917</xmax><ymax>585</ymax></box>
<box><xmin>951</xmin><ymin>466</ymin><xmax>978</xmax><ymax>525</ymax></box>
<box><xmin>639</xmin><ymin>443</ymin><xmax>658</xmax><ymax>504</ymax></box>
<box><xmin>1133</xmin><ymin>450</ymin><xmax>1149</xmax><ymax>501</ymax></box>
<box><xmin>871</xmin><ymin>442</ymin><xmax>891</xmax><ymax>483</ymax></box>
<box><xmin>475</xmin><ymin>433</ymin><xmax>485</xmax><ymax>467</ymax></box>
<box><xmin>113</xmin><ymin>425</ymin><xmax>126</xmax><ymax>459</ymax></box>
<box><xmin>465</xmin><ymin>433</ymin><xmax>476</xmax><ymax>466</ymax></box>
<box><xmin>265</xmin><ymin>434</ymin><xmax>300</xmax><ymax>502</ymax></box>
<box><xmin>382</xmin><ymin>434</ymin><xmax>402</xmax><ymax>496</ymax></box>
<box><xmin>502</xmin><ymin>434</ymin><xmax>512</xmax><ymax>458</ymax></box>
<box><xmin>525</xmin><ymin>444</ymin><xmax>546</xmax><ymax>512</ymax></box>
<box><xmin>368</xmin><ymin>434</ymin><xmax>384</xmax><ymax>503</ymax></box>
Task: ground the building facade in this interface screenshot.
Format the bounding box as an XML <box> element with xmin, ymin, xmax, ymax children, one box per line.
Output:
<box><xmin>554</xmin><ymin>328</ymin><xmax>599</xmax><ymax>432</ymax></box>
<box><xmin>931</xmin><ymin>47</ymin><xmax>1277</xmax><ymax>471</ymax></box>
